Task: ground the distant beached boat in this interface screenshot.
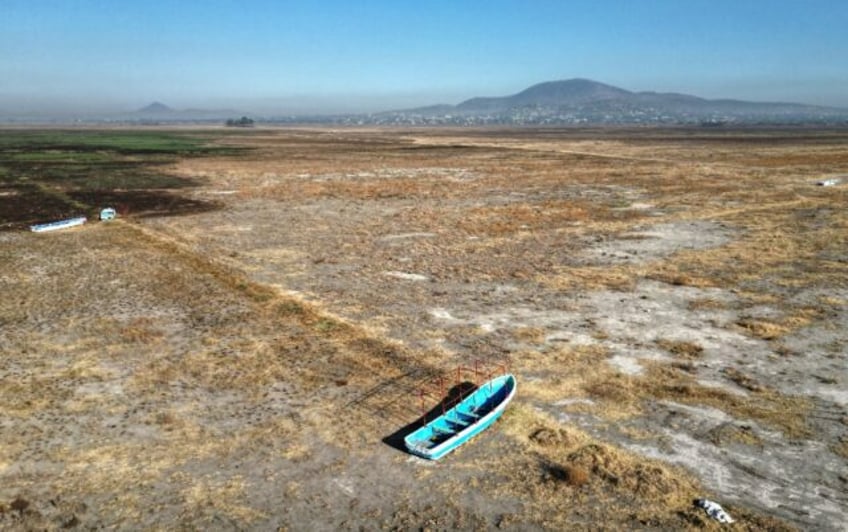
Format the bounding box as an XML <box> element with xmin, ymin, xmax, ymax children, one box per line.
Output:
<box><xmin>30</xmin><ymin>216</ymin><xmax>87</xmax><ymax>233</ymax></box>
<box><xmin>405</xmin><ymin>374</ymin><xmax>516</xmax><ymax>460</ymax></box>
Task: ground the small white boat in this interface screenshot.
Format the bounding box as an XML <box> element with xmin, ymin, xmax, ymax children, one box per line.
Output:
<box><xmin>30</xmin><ymin>216</ymin><xmax>87</xmax><ymax>233</ymax></box>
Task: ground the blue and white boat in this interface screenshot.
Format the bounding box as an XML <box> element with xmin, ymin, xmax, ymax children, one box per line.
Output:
<box><xmin>30</xmin><ymin>216</ymin><xmax>87</xmax><ymax>233</ymax></box>
<box><xmin>405</xmin><ymin>374</ymin><xmax>516</xmax><ymax>460</ymax></box>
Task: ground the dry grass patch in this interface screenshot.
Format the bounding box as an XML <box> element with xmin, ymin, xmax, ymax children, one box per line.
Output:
<box><xmin>498</xmin><ymin>406</ymin><xmax>707</xmax><ymax>529</ymax></box>
<box><xmin>687</xmin><ymin>297</ymin><xmax>732</xmax><ymax>311</ymax></box>
<box><xmin>735</xmin><ymin>318</ymin><xmax>791</xmax><ymax>340</ymax></box>
<box><xmin>818</xmin><ymin>295</ymin><xmax>845</xmax><ymax>307</ymax></box>
<box><xmin>180</xmin><ymin>475</ymin><xmax>267</xmax><ymax>524</ymax></box>
<box><xmin>647</xmin><ymin>269</ymin><xmax>717</xmax><ymax>288</ymax></box>
<box><xmin>584</xmin><ymin>376</ymin><xmax>639</xmax><ymax>406</ymax></box>
<box><xmin>736</xmin><ymin>149</ymin><xmax>848</xmax><ymax>167</ymax></box>
<box><xmin>639</xmin><ymin>196</ymin><xmax>848</xmax><ymax>321</ymax></box>
<box><xmin>512</xmin><ymin>326</ymin><xmax>546</xmax><ymax>344</ymax></box>
<box><xmin>655</xmin><ymin>338</ymin><xmax>705</xmax><ymax>359</ymax></box>
<box><xmin>540</xmin><ymin>266</ymin><xmax>637</xmax><ymax>291</ymax></box>
<box><xmin>515</xmin><ymin>345</ymin><xmax>610</xmax><ymax>394</ymax></box>
<box><xmin>514</xmin><ymin>346</ymin><xmax>649</xmax><ymax>420</ymax></box>
<box><xmin>503</xmin><ymin>406</ymin><xmax>590</xmax><ymax>452</ymax></box>
<box><xmin>457</xmin><ymin>201</ymin><xmax>593</xmax><ymax>236</ymax></box>
<box><xmin>705</xmin><ymin>423</ymin><xmax>763</xmax><ymax>447</ymax></box>
<box><xmin>118</xmin><ymin>317</ymin><xmax>165</xmax><ymax>344</ymax></box>
<box><xmin>643</xmin><ymin>364</ymin><xmax>812</xmax><ymax>439</ymax></box>
<box><xmin>832</xmin><ymin>437</ymin><xmax>848</xmax><ymax>459</ymax></box>
<box><xmin>517</xmin><ymin>341</ymin><xmax>811</xmax><ymax>439</ymax></box>
<box><xmin>243</xmin><ymin>177</ymin><xmax>460</xmax><ymax>202</ymax></box>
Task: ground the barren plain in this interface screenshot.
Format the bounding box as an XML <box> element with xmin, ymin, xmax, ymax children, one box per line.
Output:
<box><xmin>1</xmin><ymin>126</ymin><xmax>847</xmax><ymax>530</ymax></box>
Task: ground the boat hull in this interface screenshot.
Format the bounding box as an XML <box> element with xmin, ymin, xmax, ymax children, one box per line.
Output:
<box><xmin>31</xmin><ymin>216</ymin><xmax>87</xmax><ymax>233</ymax></box>
<box><xmin>404</xmin><ymin>374</ymin><xmax>516</xmax><ymax>460</ymax></box>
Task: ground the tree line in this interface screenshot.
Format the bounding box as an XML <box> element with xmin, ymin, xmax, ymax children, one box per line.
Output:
<box><xmin>225</xmin><ymin>116</ymin><xmax>254</xmax><ymax>127</ymax></box>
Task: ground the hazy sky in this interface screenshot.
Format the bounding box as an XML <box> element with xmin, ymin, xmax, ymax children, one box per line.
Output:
<box><xmin>2</xmin><ymin>0</ymin><xmax>847</xmax><ymax>114</ymax></box>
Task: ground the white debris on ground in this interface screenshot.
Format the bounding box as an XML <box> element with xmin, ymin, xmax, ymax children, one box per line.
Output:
<box><xmin>695</xmin><ymin>499</ymin><xmax>735</xmax><ymax>524</ymax></box>
<box><xmin>384</xmin><ymin>271</ymin><xmax>430</xmax><ymax>282</ymax></box>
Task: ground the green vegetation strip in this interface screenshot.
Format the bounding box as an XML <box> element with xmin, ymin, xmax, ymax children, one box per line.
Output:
<box><xmin>0</xmin><ymin>130</ymin><xmax>226</xmax><ymax>154</ymax></box>
<box><xmin>0</xmin><ymin>130</ymin><xmax>245</xmax><ymax>227</ymax></box>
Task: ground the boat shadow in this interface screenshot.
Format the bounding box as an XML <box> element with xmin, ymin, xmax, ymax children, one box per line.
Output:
<box><xmin>382</xmin><ymin>381</ymin><xmax>477</xmax><ymax>453</ymax></box>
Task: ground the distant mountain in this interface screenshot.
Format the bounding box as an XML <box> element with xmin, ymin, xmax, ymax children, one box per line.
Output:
<box><xmin>131</xmin><ymin>102</ymin><xmax>246</xmax><ymax>121</ymax></box>
<box><xmin>137</xmin><ymin>102</ymin><xmax>173</xmax><ymax>114</ymax></box>
<box><xmin>382</xmin><ymin>78</ymin><xmax>848</xmax><ymax>125</ymax></box>
<box><xmin>457</xmin><ymin>79</ymin><xmax>631</xmax><ymax>111</ymax></box>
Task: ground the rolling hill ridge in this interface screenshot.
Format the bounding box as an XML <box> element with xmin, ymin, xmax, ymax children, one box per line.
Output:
<box><xmin>391</xmin><ymin>78</ymin><xmax>848</xmax><ymax>125</ymax></box>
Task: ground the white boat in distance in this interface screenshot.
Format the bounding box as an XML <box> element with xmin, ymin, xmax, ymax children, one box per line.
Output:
<box><xmin>30</xmin><ymin>216</ymin><xmax>87</xmax><ymax>233</ymax></box>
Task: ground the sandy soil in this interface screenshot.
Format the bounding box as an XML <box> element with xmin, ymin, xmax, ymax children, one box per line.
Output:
<box><xmin>2</xmin><ymin>126</ymin><xmax>847</xmax><ymax>530</ymax></box>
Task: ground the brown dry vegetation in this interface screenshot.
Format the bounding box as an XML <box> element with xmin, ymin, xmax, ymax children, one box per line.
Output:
<box><xmin>2</xmin><ymin>126</ymin><xmax>847</xmax><ymax>529</ymax></box>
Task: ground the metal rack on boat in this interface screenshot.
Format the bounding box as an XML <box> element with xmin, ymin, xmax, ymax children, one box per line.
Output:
<box><xmin>416</xmin><ymin>360</ymin><xmax>509</xmax><ymax>425</ymax></box>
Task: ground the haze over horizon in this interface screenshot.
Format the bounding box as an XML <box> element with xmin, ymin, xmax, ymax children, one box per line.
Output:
<box><xmin>2</xmin><ymin>0</ymin><xmax>847</xmax><ymax>116</ymax></box>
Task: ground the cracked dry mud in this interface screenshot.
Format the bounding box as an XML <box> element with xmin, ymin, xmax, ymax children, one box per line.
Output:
<box><xmin>2</xmin><ymin>127</ymin><xmax>847</xmax><ymax>529</ymax></box>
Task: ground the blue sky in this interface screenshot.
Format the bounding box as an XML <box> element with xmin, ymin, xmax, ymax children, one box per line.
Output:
<box><xmin>2</xmin><ymin>0</ymin><xmax>846</xmax><ymax>114</ymax></box>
